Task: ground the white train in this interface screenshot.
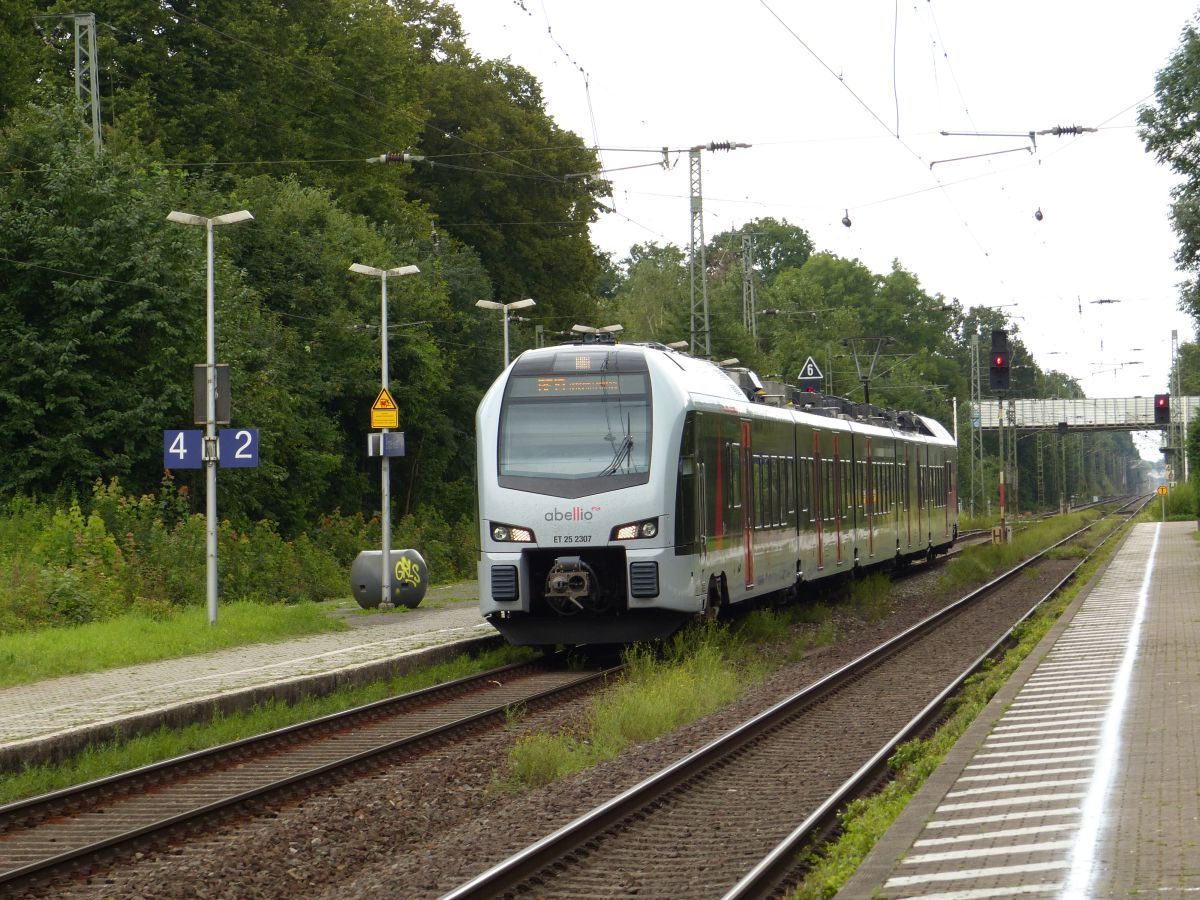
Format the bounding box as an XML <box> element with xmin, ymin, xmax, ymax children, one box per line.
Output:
<box><xmin>476</xmin><ymin>338</ymin><xmax>957</xmax><ymax>646</ymax></box>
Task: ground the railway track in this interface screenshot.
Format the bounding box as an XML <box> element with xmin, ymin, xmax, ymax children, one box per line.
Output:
<box><xmin>442</xmin><ymin>503</ymin><xmax>1142</xmax><ymax>899</ymax></box>
<box><xmin>0</xmin><ymin>657</ymin><xmax>620</xmax><ymax>891</ymax></box>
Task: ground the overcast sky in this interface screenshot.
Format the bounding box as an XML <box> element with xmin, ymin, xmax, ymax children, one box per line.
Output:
<box><xmin>448</xmin><ymin>1</ymin><xmax>1198</xmax><ymax>458</ymax></box>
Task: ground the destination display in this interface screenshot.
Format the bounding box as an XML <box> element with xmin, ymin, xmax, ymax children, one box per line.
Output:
<box><xmin>508</xmin><ymin>374</ymin><xmax>647</xmax><ymax>397</ymax></box>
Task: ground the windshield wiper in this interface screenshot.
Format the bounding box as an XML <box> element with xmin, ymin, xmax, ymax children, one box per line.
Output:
<box><xmin>599</xmin><ymin>412</ymin><xmax>634</xmax><ymax>476</ymax></box>
<box><xmin>599</xmin><ymin>433</ymin><xmax>633</xmax><ymax>476</ymax></box>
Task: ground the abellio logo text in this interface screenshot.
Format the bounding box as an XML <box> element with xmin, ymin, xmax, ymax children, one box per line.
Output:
<box><xmin>545</xmin><ymin>507</ymin><xmax>595</xmax><ymax>521</ymax></box>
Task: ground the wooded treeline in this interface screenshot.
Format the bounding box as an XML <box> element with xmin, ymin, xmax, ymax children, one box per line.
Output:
<box><xmin>0</xmin><ymin>0</ymin><xmax>1173</xmax><ymax>540</ymax></box>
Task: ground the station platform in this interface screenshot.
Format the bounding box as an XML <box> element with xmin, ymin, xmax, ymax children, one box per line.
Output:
<box><xmin>0</xmin><ymin>582</ymin><xmax>491</xmax><ymax>771</ymax></box>
<box><xmin>840</xmin><ymin>520</ymin><xmax>1200</xmax><ymax>898</ymax></box>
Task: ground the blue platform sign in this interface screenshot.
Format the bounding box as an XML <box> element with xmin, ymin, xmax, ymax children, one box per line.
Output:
<box><xmin>219</xmin><ymin>428</ymin><xmax>259</xmax><ymax>468</ymax></box>
<box><xmin>163</xmin><ymin>429</ymin><xmax>203</xmax><ymax>469</ymax></box>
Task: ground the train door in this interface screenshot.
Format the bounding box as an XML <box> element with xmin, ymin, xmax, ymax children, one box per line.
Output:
<box><xmin>741</xmin><ymin>420</ymin><xmax>754</xmax><ymax>589</ymax></box>
<box><xmin>832</xmin><ymin>433</ymin><xmax>843</xmax><ymax>565</ymax></box>
<box><xmin>921</xmin><ymin>443</ymin><xmax>931</xmax><ymax>544</ymax></box>
<box><xmin>812</xmin><ymin>430</ymin><xmax>823</xmax><ymax>571</ymax></box>
<box><xmin>916</xmin><ymin>444</ymin><xmax>926</xmax><ymax>545</ymax></box>
<box><xmin>675</xmin><ymin>412</ymin><xmax>703</xmax><ymax>561</ymax></box>
<box><xmin>904</xmin><ymin>443</ymin><xmax>912</xmax><ymax>551</ymax></box>
<box><xmin>944</xmin><ymin>459</ymin><xmax>955</xmax><ymax>538</ymax></box>
<box><xmin>715</xmin><ymin>419</ymin><xmax>744</xmax><ymax>594</ymax></box>
<box><xmin>865</xmin><ymin>438</ymin><xmax>875</xmax><ymax>559</ymax></box>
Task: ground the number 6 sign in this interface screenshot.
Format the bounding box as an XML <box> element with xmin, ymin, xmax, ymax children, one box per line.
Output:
<box><xmin>218</xmin><ymin>428</ymin><xmax>259</xmax><ymax>468</ymax></box>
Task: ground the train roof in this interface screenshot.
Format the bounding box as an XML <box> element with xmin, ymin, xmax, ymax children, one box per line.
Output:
<box><xmin>529</xmin><ymin>338</ymin><xmax>952</xmax><ymax>443</ymax></box>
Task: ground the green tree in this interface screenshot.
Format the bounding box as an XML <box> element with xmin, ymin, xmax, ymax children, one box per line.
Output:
<box><xmin>0</xmin><ymin>104</ymin><xmax>200</xmax><ymax>498</ymax></box>
<box><xmin>406</xmin><ymin>53</ymin><xmax>608</xmax><ymax>326</ymax></box>
<box><xmin>1140</xmin><ymin>19</ymin><xmax>1200</xmax><ymax>328</ymax></box>
<box><xmin>0</xmin><ymin>0</ymin><xmax>44</xmax><ymax>122</ymax></box>
<box><xmin>607</xmin><ymin>244</ymin><xmax>690</xmax><ymax>344</ymax></box>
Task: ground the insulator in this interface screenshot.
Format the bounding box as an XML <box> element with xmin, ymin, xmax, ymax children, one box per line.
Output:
<box><xmin>707</xmin><ymin>141</ymin><xmax>732</xmax><ymax>151</ymax></box>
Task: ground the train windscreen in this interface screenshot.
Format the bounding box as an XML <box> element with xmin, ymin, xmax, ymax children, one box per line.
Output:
<box><xmin>497</xmin><ymin>361</ymin><xmax>652</xmax><ymax>497</ymax></box>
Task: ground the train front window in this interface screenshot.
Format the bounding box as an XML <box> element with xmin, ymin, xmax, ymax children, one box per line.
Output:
<box><xmin>498</xmin><ymin>368</ymin><xmax>652</xmax><ymax>498</ymax></box>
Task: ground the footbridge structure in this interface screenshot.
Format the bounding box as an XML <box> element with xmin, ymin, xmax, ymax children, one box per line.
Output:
<box><xmin>974</xmin><ymin>396</ymin><xmax>1198</xmax><ymax>432</ymax></box>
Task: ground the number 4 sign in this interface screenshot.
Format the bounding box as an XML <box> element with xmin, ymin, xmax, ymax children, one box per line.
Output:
<box><xmin>163</xmin><ymin>429</ymin><xmax>203</xmax><ymax>468</ymax></box>
<box><xmin>218</xmin><ymin>428</ymin><xmax>259</xmax><ymax>468</ymax></box>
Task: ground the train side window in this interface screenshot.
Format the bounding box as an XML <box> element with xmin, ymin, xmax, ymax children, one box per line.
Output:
<box><xmin>785</xmin><ymin>456</ymin><xmax>796</xmax><ymax>518</ymax></box>
<box><xmin>755</xmin><ymin>455</ymin><xmax>764</xmax><ymax>528</ymax></box>
<box><xmin>826</xmin><ymin>459</ymin><xmax>836</xmax><ymax>522</ymax></box>
<box><xmin>763</xmin><ymin>458</ymin><xmax>772</xmax><ymax>528</ymax></box>
<box><xmin>772</xmin><ymin>456</ymin><xmax>781</xmax><ymax>526</ymax></box>
<box><xmin>734</xmin><ymin>444</ymin><xmax>742</xmax><ymax>510</ymax></box>
<box><xmin>800</xmin><ymin>457</ymin><xmax>810</xmax><ymax>521</ymax></box>
<box><xmin>769</xmin><ymin>456</ymin><xmax>777</xmax><ymax>526</ymax></box>
<box><xmin>728</xmin><ymin>442</ymin><xmax>742</xmax><ymax>510</ymax></box>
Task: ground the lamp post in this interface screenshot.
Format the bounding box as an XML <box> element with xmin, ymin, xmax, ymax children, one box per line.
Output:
<box><xmin>350</xmin><ymin>263</ymin><xmax>420</xmax><ymax>611</ymax></box>
<box><xmin>476</xmin><ymin>298</ymin><xmax>535</xmax><ymax>367</ymax></box>
<box><xmin>166</xmin><ymin>209</ymin><xmax>253</xmax><ymax>626</ymax></box>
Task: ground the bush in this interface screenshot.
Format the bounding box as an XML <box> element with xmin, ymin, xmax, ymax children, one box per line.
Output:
<box><xmin>0</xmin><ymin>477</ymin><xmax>476</xmax><ymax>633</ymax></box>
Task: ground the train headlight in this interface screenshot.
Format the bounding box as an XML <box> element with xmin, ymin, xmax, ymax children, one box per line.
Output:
<box><xmin>611</xmin><ymin>518</ymin><xmax>659</xmax><ymax>541</ymax></box>
<box><xmin>491</xmin><ymin>522</ymin><xmax>535</xmax><ymax>543</ymax></box>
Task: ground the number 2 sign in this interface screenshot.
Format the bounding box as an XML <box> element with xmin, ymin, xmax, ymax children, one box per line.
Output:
<box><xmin>218</xmin><ymin>428</ymin><xmax>259</xmax><ymax>468</ymax></box>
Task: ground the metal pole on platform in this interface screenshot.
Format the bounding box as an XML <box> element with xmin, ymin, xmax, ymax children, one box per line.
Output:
<box><xmin>167</xmin><ymin>209</ymin><xmax>254</xmax><ymax>626</ymax></box>
<box><xmin>350</xmin><ymin>262</ymin><xmax>420</xmax><ymax>610</ymax></box>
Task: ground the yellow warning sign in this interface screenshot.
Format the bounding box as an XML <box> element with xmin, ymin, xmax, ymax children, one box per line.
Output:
<box><xmin>371</xmin><ymin>388</ymin><xmax>399</xmax><ymax>429</ymax></box>
<box><xmin>1158</xmin><ymin>484</ymin><xmax>1169</xmax><ymax>497</ymax></box>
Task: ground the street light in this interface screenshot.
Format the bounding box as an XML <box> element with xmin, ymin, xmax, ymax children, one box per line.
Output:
<box><xmin>166</xmin><ymin>209</ymin><xmax>254</xmax><ymax>626</ymax></box>
<box><xmin>475</xmin><ymin>298</ymin><xmax>535</xmax><ymax>367</ymax></box>
<box><xmin>349</xmin><ymin>262</ymin><xmax>420</xmax><ymax>611</ymax></box>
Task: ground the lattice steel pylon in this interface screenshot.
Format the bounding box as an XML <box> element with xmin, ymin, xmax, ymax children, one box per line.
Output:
<box><xmin>34</xmin><ymin>12</ymin><xmax>102</xmax><ymax>154</ymax></box>
<box><xmin>74</xmin><ymin>14</ymin><xmax>101</xmax><ymax>154</ymax></box>
<box><xmin>969</xmin><ymin>333</ymin><xmax>983</xmax><ymax>517</ymax></box>
<box><xmin>688</xmin><ymin>149</ymin><xmax>709</xmax><ymax>356</ymax></box>
<box><xmin>687</xmin><ymin>141</ymin><xmax>749</xmax><ymax>356</ymax></box>
<box><xmin>741</xmin><ymin>234</ymin><xmax>758</xmax><ymax>340</ymax></box>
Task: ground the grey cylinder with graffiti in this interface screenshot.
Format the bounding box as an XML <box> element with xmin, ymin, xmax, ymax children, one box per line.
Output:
<box><xmin>350</xmin><ymin>549</ymin><xmax>428</xmax><ymax>609</ymax></box>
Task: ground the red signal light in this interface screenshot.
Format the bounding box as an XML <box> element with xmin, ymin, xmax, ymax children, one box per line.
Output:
<box><xmin>1154</xmin><ymin>393</ymin><xmax>1170</xmax><ymax>424</ymax></box>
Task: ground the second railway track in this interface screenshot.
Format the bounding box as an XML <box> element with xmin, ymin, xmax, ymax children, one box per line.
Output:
<box><xmin>0</xmin><ymin>658</ymin><xmax>619</xmax><ymax>891</ymax></box>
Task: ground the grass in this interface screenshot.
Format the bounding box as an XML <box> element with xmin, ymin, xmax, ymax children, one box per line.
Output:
<box><xmin>0</xmin><ymin>600</ymin><xmax>349</xmax><ymax>689</ymax></box>
<box><xmin>498</xmin><ymin>601</ymin><xmax>844</xmax><ymax>795</ymax></box>
<box><xmin>847</xmin><ymin>573</ymin><xmax>892</xmax><ymax>621</ymax></box>
<box><xmin>788</xmin><ymin>511</ymin><xmax>1130</xmax><ymax>898</ymax></box>
<box><xmin>938</xmin><ymin>509</ymin><xmax>1098</xmax><ymax>590</ymax></box>
<box><xmin>0</xmin><ymin>643</ymin><xmax>534</xmax><ymax>805</ymax></box>
<box><xmin>499</xmin><ymin>626</ymin><xmax>748</xmax><ymax>792</ymax></box>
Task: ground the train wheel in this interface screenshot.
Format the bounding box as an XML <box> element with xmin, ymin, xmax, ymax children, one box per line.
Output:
<box><xmin>701</xmin><ymin>577</ymin><xmax>723</xmax><ymax>623</ymax></box>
